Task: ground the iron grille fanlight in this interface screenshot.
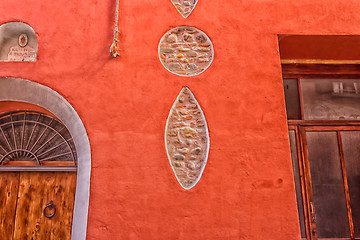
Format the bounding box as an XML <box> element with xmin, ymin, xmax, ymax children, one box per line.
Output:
<box><xmin>0</xmin><ymin>110</ymin><xmax>77</xmax><ymax>171</ymax></box>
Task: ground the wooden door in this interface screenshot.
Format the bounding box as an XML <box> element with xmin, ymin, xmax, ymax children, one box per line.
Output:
<box><xmin>0</xmin><ymin>172</ymin><xmax>76</xmax><ymax>240</ymax></box>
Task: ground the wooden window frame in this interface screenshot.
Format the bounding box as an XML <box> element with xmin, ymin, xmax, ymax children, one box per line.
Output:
<box><xmin>283</xmin><ymin>62</ymin><xmax>360</xmax><ymax>240</ymax></box>
<box><xmin>289</xmin><ymin>123</ymin><xmax>360</xmax><ymax>240</ymax></box>
<box><xmin>281</xmin><ymin>60</ymin><xmax>360</xmax><ymax>80</ymax></box>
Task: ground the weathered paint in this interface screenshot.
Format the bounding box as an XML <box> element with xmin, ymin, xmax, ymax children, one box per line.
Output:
<box><xmin>1</xmin><ymin>0</ymin><xmax>359</xmax><ymax>239</ymax></box>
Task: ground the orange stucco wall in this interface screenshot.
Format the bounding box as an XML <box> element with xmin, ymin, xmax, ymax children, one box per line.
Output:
<box><xmin>2</xmin><ymin>0</ymin><xmax>360</xmax><ymax>239</ymax></box>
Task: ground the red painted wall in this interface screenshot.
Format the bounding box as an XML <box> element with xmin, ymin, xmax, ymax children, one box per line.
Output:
<box><xmin>2</xmin><ymin>0</ymin><xmax>360</xmax><ymax>239</ymax></box>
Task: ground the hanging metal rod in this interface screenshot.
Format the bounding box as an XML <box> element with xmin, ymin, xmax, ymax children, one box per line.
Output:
<box><xmin>110</xmin><ymin>0</ymin><xmax>120</xmax><ymax>58</ymax></box>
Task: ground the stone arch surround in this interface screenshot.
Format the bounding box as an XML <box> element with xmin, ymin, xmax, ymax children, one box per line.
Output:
<box><xmin>0</xmin><ymin>77</ymin><xmax>91</xmax><ymax>240</ymax></box>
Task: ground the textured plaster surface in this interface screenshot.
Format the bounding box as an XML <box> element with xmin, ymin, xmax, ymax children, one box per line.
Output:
<box><xmin>2</xmin><ymin>0</ymin><xmax>360</xmax><ymax>239</ymax></box>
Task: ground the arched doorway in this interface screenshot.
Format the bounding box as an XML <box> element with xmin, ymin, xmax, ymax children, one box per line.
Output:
<box><xmin>0</xmin><ymin>77</ymin><xmax>90</xmax><ymax>240</ymax></box>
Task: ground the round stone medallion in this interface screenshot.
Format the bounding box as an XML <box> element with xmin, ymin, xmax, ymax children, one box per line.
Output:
<box><xmin>158</xmin><ymin>26</ymin><xmax>214</xmax><ymax>77</ymax></box>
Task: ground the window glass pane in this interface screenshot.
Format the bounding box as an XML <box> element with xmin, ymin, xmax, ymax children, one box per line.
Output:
<box><xmin>289</xmin><ymin>130</ymin><xmax>306</xmax><ymax>238</ymax></box>
<box><xmin>300</xmin><ymin>79</ymin><xmax>360</xmax><ymax>120</ymax></box>
<box><xmin>306</xmin><ymin>131</ymin><xmax>350</xmax><ymax>238</ymax></box>
<box><xmin>284</xmin><ymin>79</ymin><xmax>301</xmax><ymax>119</ymax></box>
<box><xmin>341</xmin><ymin>131</ymin><xmax>360</xmax><ymax>238</ymax></box>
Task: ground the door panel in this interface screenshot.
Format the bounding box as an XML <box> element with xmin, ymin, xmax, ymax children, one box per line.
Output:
<box><xmin>51</xmin><ymin>172</ymin><xmax>77</xmax><ymax>239</ymax></box>
<box><xmin>12</xmin><ymin>172</ymin><xmax>76</xmax><ymax>240</ymax></box>
<box><xmin>0</xmin><ymin>172</ymin><xmax>19</xmax><ymax>240</ymax></box>
<box><xmin>13</xmin><ymin>172</ymin><xmax>55</xmax><ymax>239</ymax></box>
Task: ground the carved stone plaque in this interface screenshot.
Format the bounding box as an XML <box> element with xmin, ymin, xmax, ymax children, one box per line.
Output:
<box><xmin>158</xmin><ymin>26</ymin><xmax>214</xmax><ymax>76</ymax></box>
<box><xmin>0</xmin><ymin>22</ymin><xmax>38</xmax><ymax>61</ymax></box>
<box><xmin>170</xmin><ymin>0</ymin><xmax>198</xmax><ymax>18</ymax></box>
<box><xmin>165</xmin><ymin>87</ymin><xmax>209</xmax><ymax>189</ymax></box>
<box><xmin>7</xmin><ymin>46</ymin><xmax>36</xmax><ymax>61</ymax></box>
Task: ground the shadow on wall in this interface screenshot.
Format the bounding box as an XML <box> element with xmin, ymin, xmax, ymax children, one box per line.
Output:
<box><xmin>0</xmin><ymin>22</ymin><xmax>38</xmax><ymax>61</ymax></box>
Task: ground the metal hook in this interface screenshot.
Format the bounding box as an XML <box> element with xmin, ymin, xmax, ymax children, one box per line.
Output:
<box><xmin>110</xmin><ymin>0</ymin><xmax>120</xmax><ymax>58</ymax></box>
<box><xmin>110</xmin><ymin>29</ymin><xmax>119</xmax><ymax>58</ymax></box>
<box><xmin>43</xmin><ymin>200</ymin><xmax>56</xmax><ymax>219</ymax></box>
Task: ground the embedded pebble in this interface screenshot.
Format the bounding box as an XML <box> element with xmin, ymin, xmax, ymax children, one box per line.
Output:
<box><xmin>179</xmin><ymin>109</ymin><xmax>189</xmax><ymax>115</ymax></box>
<box><xmin>167</xmin><ymin>34</ymin><xmax>177</xmax><ymax>43</ymax></box>
<box><xmin>181</xmin><ymin>128</ymin><xmax>197</xmax><ymax>138</ymax></box>
<box><xmin>174</xmin><ymin>154</ymin><xmax>185</xmax><ymax>160</ymax></box>
<box><xmin>196</xmin><ymin>34</ymin><xmax>207</xmax><ymax>43</ymax></box>
<box><xmin>168</xmin><ymin>129</ymin><xmax>178</xmax><ymax>136</ymax></box>
<box><xmin>178</xmin><ymin>147</ymin><xmax>189</xmax><ymax>154</ymax></box>
<box><xmin>186</xmin><ymin>52</ymin><xmax>197</xmax><ymax>58</ymax></box>
<box><xmin>173</xmin><ymin>161</ymin><xmax>183</xmax><ymax>167</ymax></box>
<box><xmin>162</xmin><ymin>48</ymin><xmax>175</xmax><ymax>53</ymax></box>
<box><xmin>191</xmin><ymin>147</ymin><xmax>201</xmax><ymax>155</ymax></box>
<box><xmin>183</xmin><ymin>34</ymin><xmax>193</xmax><ymax>42</ymax></box>
<box><xmin>186</xmin><ymin>64</ymin><xmax>197</xmax><ymax>70</ymax></box>
<box><xmin>168</xmin><ymin>62</ymin><xmax>182</xmax><ymax>71</ymax></box>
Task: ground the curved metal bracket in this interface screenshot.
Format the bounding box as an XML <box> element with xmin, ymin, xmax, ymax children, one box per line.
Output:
<box><xmin>44</xmin><ymin>200</ymin><xmax>56</xmax><ymax>219</ymax></box>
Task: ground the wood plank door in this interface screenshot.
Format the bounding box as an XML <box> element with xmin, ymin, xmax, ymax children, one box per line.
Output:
<box><xmin>0</xmin><ymin>172</ymin><xmax>76</xmax><ymax>240</ymax></box>
<box><xmin>0</xmin><ymin>172</ymin><xmax>20</xmax><ymax>239</ymax></box>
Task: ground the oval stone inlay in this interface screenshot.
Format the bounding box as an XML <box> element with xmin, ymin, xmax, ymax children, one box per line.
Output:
<box><xmin>170</xmin><ymin>0</ymin><xmax>198</xmax><ymax>18</ymax></box>
<box><xmin>165</xmin><ymin>87</ymin><xmax>209</xmax><ymax>189</ymax></box>
<box><xmin>159</xmin><ymin>26</ymin><xmax>214</xmax><ymax>77</ymax></box>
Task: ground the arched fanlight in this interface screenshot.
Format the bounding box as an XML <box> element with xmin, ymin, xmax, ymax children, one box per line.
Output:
<box><xmin>0</xmin><ymin>110</ymin><xmax>77</xmax><ymax>171</ymax></box>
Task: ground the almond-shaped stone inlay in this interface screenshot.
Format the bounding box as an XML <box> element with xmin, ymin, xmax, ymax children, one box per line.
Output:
<box><xmin>159</xmin><ymin>26</ymin><xmax>214</xmax><ymax>77</ymax></box>
<box><xmin>170</xmin><ymin>0</ymin><xmax>198</xmax><ymax>18</ymax></box>
<box><xmin>165</xmin><ymin>87</ymin><xmax>209</xmax><ymax>189</ymax></box>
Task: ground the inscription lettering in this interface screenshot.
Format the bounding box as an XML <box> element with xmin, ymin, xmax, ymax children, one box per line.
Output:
<box><xmin>7</xmin><ymin>46</ymin><xmax>36</xmax><ymax>61</ymax></box>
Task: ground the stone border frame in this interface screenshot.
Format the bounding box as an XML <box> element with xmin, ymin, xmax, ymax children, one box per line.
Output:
<box><xmin>0</xmin><ymin>77</ymin><xmax>90</xmax><ymax>240</ymax></box>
